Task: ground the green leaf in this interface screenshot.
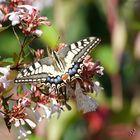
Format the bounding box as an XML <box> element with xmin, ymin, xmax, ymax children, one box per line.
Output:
<box><xmin>4</xmin><ymin>116</ymin><xmax>12</xmax><ymax>132</ymax></box>
<box><xmin>2</xmin><ymin>84</ymin><xmax>14</xmax><ymax>97</ymax></box>
<box><xmin>40</xmin><ymin>25</ymin><xmax>60</xmax><ymax>49</ymax></box>
<box><xmin>0</xmin><ymin>32</ymin><xmax>20</xmax><ymax>56</ymax></box>
<box><xmin>0</xmin><ymin>61</ymin><xmax>12</xmax><ymax>67</ymax></box>
<box><xmin>92</xmin><ymin>45</ymin><xmax>119</xmax><ymax>75</ymax></box>
<box><xmin>2</xmin><ymin>58</ymin><xmax>13</xmax><ymax>63</ymax></box>
<box><xmin>0</xmin><ymin>58</ymin><xmax>13</xmax><ymax>67</ymax></box>
<box><xmin>2</xmin><ymin>94</ymin><xmax>13</xmax><ymax>111</ymax></box>
<box><xmin>0</xmin><ymin>72</ymin><xmax>4</xmax><ymax>76</ymax></box>
<box><xmin>131</xmin><ymin>21</ymin><xmax>140</xmax><ymax>30</ymax></box>
<box><xmin>17</xmin><ymin>85</ymin><xmax>24</xmax><ymax>94</ymax></box>
<box><xmin>0</xmin><ymin>25</ymin><xmax>10</xmax><ymax>32</ymax></box>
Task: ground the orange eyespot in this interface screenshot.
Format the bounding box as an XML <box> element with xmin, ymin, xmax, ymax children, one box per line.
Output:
<box><xmin>62</xmin><ymin>73</ymin><xmax>70</xmax><ymax>82</ymax></box>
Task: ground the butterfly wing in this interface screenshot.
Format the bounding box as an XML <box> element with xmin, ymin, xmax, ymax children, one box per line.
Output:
<box><xmin>58</xmin><ymin>37</ymin><xmax>100</xmax><ymax>65</ymax></box>
<box><xmin>14</xmin><ymin>57</ymin><xmax>57</xmax><ymax>83</ymax></box>
<box><xmin>15</xmin><ymin>37</ymin><xmax>100</xmax><ymax>87</ymax></box>
<box><xmin>57</xmin><ymin>37</ymin><xmax>100</xmax><ymax>77</ymax></box>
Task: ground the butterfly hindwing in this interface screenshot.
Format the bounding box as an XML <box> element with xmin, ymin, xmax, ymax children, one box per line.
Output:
<box><xmin>15</xmin><ymin>57</ymin><xmax>55</xmax><ymax>83</ymax></box>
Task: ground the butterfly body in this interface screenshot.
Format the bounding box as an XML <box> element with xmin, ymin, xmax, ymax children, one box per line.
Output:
<box><xmin>15</xmin><ymin>37</ymin><xmax>101</xmax><ymax>88</ymax></box>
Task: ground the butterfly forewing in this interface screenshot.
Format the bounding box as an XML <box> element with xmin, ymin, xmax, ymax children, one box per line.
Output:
<box><xmin>57</xmin><ymin>37</ymin><xmax>100</xmax><ymax>74</ymax></box>
<box><xmin>58</xmin><ymin>37</ymin><xmax>100</xmax><ymax>65</ymax></box>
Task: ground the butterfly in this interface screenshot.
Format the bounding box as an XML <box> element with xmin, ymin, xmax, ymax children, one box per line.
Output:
<box><xmin>15</xmin><ymin>37</ymin><xmax>101</xmax><ymax>89</ymax></box>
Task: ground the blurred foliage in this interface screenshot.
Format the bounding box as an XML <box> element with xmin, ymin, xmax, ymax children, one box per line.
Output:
<box><xmin>1</xmin><ymin>0</ymin><xmax>140</xmax><ymax>140</ymax></box>
<box><xmin>40</xmin><ymin>25</ymin><xmax>60</xmax><ymax>49</ymax></box>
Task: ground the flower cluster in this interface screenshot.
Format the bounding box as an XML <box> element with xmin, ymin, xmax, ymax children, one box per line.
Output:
<box><xmin>0</xmin><ymin>0</ymin><xmax>29</xmax><ymax>22</ymax></box>
<box><xmin>0</xmin><ymin>0</ymin><xmax>50</xmax><ymax>36</ymax></box>
<box><xmin>8</xmin><ymin>5</ymin><xmax>50</xmax><ymax>36</ymax></box>
<box><xmin>0</xmin><ymin>48</ymin><xmax>104</xmax><ymax>139</ymax></box>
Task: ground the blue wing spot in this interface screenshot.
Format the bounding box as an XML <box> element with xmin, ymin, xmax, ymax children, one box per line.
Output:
<box><xmin>47</xmin><ymin>77</ymin><xmax>51</xmax><ymax>82</ymax></box>
<box><xmin>50</xmin><ymin>78</ymin><xmax>54</xmax><ymax>83</ymax></box>
<box><xmin>46</xmin><ymin>76</ymin><xmax>52</xmax><ymax>83</ymax></box>
<box><xmin>55</xmin><ymin>76</ymin><xmax>63</xmax><ymax>84</ymax></box>
<box><xmin>45</xmin><ymin>76</ymin><xmax>63</xmax><ymax>85</ymax></box>
<box><xmin>68</xmin><ymin>69</ymin><xmax>73</xmax><ymax>75</ymax></box>
<box><xmin>72</xmin><ymin>68</ymin><xmax>76</xmax><ymax>73</ymax></box>
<box><xmin>74</xmin><ymin>63</ymin><xmax>79</xmax><ymax>69</ymax></box>
<box><xmin>45</xmin><ymin>63</ymin><xmax>81</xmax><ymax>84</ymax></box>
<box><xmin>54</xmin><ymin>78</ymin><xmax>58</xmax><ymax>84</ymax></box>
<box><xmin>68</xmin><ymin>63</ymin><xmax>80</xmax><ymax>76</ymax></box>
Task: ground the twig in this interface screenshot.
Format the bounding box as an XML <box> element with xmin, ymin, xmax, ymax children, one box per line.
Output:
<box><xmin>12</xmin><ymin>27</ymin><xmax>21</xmax><ymax>46</ymax></box>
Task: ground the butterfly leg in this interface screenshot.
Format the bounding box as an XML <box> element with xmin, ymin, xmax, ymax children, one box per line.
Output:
<box><xmin>58</xmin><ymin>86</ymin><xmax>72</xmax><ymax>110</ymax></box>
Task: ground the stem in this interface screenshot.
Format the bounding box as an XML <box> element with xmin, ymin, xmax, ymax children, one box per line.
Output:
<box><xmin>15</xmin><ymin>36</ymin><xmax>36</xmax><ymax>69</ymax></box>
<box><xmin>12</xmin><ymin>27</ymin><xmax>21</xmax><ymax>45</ymax></box>
<box><xmin>16</xmin><ymin>37</ymin><xmax>27</xmax><ymax>66</ymax></box>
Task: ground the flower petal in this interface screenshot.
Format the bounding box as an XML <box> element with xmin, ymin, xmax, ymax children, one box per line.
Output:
<box><xmin>75</xmin><ymin>81</ymin><xmax>98</xmax><ymax>113</ymax></box>
<box><xmin>25</xmin><ymin>119</ymin><xmax>36</xmax><ymax>129</ymax></box>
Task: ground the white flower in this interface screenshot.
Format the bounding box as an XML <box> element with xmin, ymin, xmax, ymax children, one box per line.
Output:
<box><xmin>32</xmin><ymin>0</ymin><xmax>54</xmax><ymax>10</ymax></box>
<box><xmin>0</xmin><ymin>0</ymin><xmax>6</xmax><ymax>3</ymax></box>
<box><xmin>17</xmin><ymin>126</ymin><xmax>31</xmax><ymax>140</ymax></box>
<box><xmin>38</xmin><ymin>99</ymin><xmax>62</xmax><ymax>119</ymax></box>
<box><xmin>96</xmin><ymin>65</ymin><xmax>104</xmax><ymax>75</ymax></box>
<box><xmin>13</xmin><ymin>118</ymin><xmax>35</xmax><ymax>139</ymax></box>
<box><xmin>75</xmin><ymin>81</ymin><xmax>98</xmax><ymax>113</ymax></box>
<box><xmin>50</xmin><ymin>104</ymin><xmax>62</xmax><ymax>119</ymax></box>
<box><xmin>33</xmin><ymin>29</ymin><xmax>43</xmax><ymax>37</ymax></box>
<box><xmin>25</xmin><ymin>119</ymin><xmax>36</xmax><ymax>129</ymax></box>
<box><xmin>49</xmin><ymin>98</ymin><xmax>62</xmax><ymax>118</ymax></box>
<box><xmin>93</xmin><ymin>81</ymin><xmax>103</xmax><ymax>95</ymax></box>
<box><xmin>32</xmin><ymin>109</ymin><xmax>43</xmax><ymax>123</ymax></box>
<box><xmin>18</xmin><ymin>5</ymin><xmax>37</xmax><ymax>14</ymax></box>
<box><xmin>8</xmin><ymin>12</ymin><xmax>20</xmax><ymax>26</ymax></box>
<box><xmin>38</xmin><ymin>103</ymin><xmax>51</xmax><ymax>118</ymax></box>
<box><xmin>14</xmin><ymin>118</ymin><xmax>24</xmax><ymax>127</ymax></box>
<box><xmin>12</xmin><ymin>117</ymin><xmax>36</xmax><ymax>129</ymax></box>
<box><xmin>0</xmin><ymin>66</ymin><xmax>10</xmax><ymax>88</ymax></box>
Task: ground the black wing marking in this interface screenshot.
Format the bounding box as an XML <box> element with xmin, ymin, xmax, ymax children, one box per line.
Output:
<box><xmin>15</xmin><ymin>57</ymin><xmax>55</xmax><ymax>83</ymax></box>
<box><xmin>57</xmin><ymin>37</ymin><xmax>100</xmax><ymax>65</ymax></box>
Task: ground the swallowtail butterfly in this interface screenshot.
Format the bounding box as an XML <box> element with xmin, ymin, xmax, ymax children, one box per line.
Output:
<box><xmin>15</xmin><ymin>37</ymin><xmax>101</xmax><ymax>89</ymax></box>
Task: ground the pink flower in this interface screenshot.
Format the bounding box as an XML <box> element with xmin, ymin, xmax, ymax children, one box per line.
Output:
<box><xmin>0</xmin><ymin>0</ymin><xmax>30</xmax><ymax>23</ymax></box>
<box><xmin>34</xmin><ymin>49</ymin><xmax>44</xmax><ymax>60</ymax></box>
<box><xmin>8</xmin><ymin>5</ymin><xmax>51</xmax><ymax>36</ymax></box>
<box><xmin>83</xmin><ymin>55</ymin><xmax>104</xmax><ymax>78</ymax></box>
